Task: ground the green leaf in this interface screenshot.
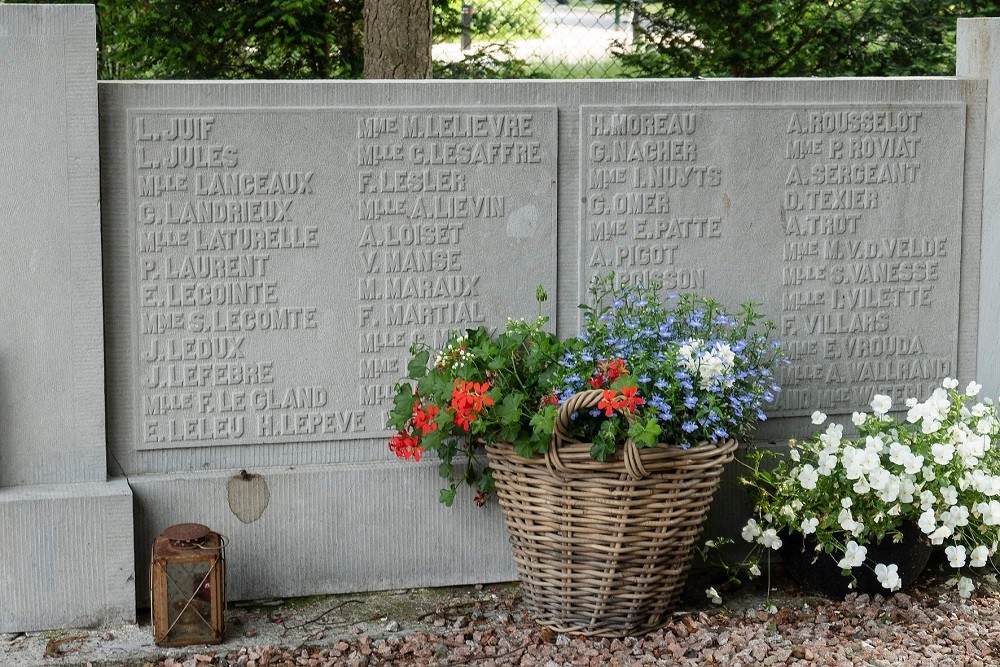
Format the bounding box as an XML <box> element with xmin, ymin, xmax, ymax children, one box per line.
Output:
<box><xmin>387</xmin><ymin>383</ymin><xmax>415</xmax><ymax>430</ymax></box>
<box><xmin>420</xmin><ymin>427</ymin><xmax>446</xmax><ymax>455</ymax></box>
<box><xmin>407</xmin><ymin>350</ymin><xmax>431</xmax><ymax>379</ymax></box>
<box><xmin>513</xmin><ymin>434</ymin><xmax>540</xmax><ymax>458</ymax></box>
<box><xmin>439</xmin><ymin>485</ymin><xmax>457</xmax><ymax>507</ymax></box>
<box><xmin>628</xmin><ymin>417</ymin><xmax>662</xmax><ymax>448</ymax></box>
<box><xmin>497</xmin><ymin>393</ymin><xmax>524</xmax><ymax>426</ymax></box>
<box><xmin>478</xmin><ymin>468</ymin><xmax>495</xmax><ymax>493</ymax></box>
<box><xmin>590</xmin><ymin>420</ymin><xmax>618</xmax><ymax>462</ymax></box>
<box><xmin>530</xmin><ymin>405</ymin><xmax>557</xmax><ymax>438</ymax></box>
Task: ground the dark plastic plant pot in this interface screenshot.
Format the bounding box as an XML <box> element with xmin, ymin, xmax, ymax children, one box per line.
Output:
<box><xmin>777</xmin><ymin>522</ymin><xmax>933</xmax><ymax>599</ymax></box>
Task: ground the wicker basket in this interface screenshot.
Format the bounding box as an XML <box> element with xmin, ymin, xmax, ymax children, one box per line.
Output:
<box><xmin>486</xmin><ymin>389</ymin><xmax>737</xmax><ymax>637</ymax></box>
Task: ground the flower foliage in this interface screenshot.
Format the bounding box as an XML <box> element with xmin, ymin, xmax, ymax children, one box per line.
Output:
<box><xmin>556</xmin><ymin>276</ymin><xmax>782</xmax><ymax>460</ymax></box>
<box><xmin>741</xmin><ymin>379</ymin><xmax>1000</xmax><ymax>597</ymax></box>
<box><xmin>387</xmin><ymin>305</ymin><xmax>564</xmax><ymax>506</ymax></box>
<box><xmin>387</xmin><ymin>275</ymin><xmax>783</xmax><ymax>506</ymax></box>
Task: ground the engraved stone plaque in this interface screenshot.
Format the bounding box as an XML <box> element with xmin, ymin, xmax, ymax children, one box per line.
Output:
<box><xmin>126</xmin><ymin>108</ymin><xmax>556</xmax><ymax>449</ymax></box>
<box><xmin>580</xmin><ymin>105</ymin><xmax>964</xmax><ymax>416</ymax></box>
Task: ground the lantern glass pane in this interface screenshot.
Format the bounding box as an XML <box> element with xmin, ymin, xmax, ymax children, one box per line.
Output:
<box><xmin>165</xmin><ymin>560</ymin><xmax>214</xmax><ymax>642</ymax></box>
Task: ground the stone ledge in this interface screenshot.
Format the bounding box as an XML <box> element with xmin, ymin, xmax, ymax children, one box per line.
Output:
<box><xmin>129</xmin><ymin>462</ymin><xmax>517</xmax><ymax>606</ymax></box>
<box><xmin>0</xmin><ymin>479</ymin><xmax>135</xmax><ymax>633</ymax></box>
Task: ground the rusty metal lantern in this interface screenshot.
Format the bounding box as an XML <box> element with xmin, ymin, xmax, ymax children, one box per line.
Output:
<box><xmin>150</xmin><ymin>523</ymin><xmax>226</xmax><ymax>647</ymax></box>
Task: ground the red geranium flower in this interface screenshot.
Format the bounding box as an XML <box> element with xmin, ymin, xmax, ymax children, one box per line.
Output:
<box><xmin>597</xmin><ymin>389</ymin><xmax>623</xmax><ymax>416</ymax></box>
<box><xmin>596</xmin><ymin>386</ymin><xmax>643</xmax><ymax>416</ymax></box>
<box><xmin>449</xmin><ymin>380</ymin><xmax>494</xmax><ymax>431</ymax></box>
<box><xmin>389</xmin><ymin>431</ymin><xmax>424</xmax><ymax>461</ymax></box>
<box><xmin>412</xmin><ymin>402</ymin><xmax>440</xmax><ymax>436</ymax></box>
<box><xmin>619</xmin><ymin>385</ymin><xmax>644</xmax><ymax>412</ymax></box>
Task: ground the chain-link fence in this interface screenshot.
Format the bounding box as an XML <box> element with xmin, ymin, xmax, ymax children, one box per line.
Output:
<box><xmin>433</xmin><ymin>0</ymin><xmax>637</xmax><ymax>78</ymax></box>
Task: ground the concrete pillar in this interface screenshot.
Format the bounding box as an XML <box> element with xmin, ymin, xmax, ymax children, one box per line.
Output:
<box><xmin>0</xmin><ymin>4</ymin><xmax>134</xmax><ymax>632</ymax></box>
<box><xmin>959</xmin><ymin>19</ymin><xmax>1000</xmax><ymax>396</ymax></box>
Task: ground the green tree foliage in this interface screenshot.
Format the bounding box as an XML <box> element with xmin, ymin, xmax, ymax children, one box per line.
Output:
<box><xmin>618</xmin><ymin>0</ymin><xmax>1000</xmax><ymax>78</ymax></box>
<box><xmin>12</xmin><ymin>0</ymin><xmax>364</xmax><ymax>79</ymax></box>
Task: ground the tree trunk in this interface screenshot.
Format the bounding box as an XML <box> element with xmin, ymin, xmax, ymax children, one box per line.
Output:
<box><xmin>363</xmin><ymin>0</ymin><xmax>432</xmax><ymax>79</ymax></box>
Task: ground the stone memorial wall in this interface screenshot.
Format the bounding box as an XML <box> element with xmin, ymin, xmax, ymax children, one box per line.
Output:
<box><xmin>579</xmin><ymin>104</ymin><xmax>966</xmax><ymax>416</ymax></box>
<box><xmin>5</xmin><ymin>2</ymin><xmax>1000</xmax><ymax>633</ymax></box>
<box><xmin>0</xmin><ymin>5</ymin><xmax>134</xmax><ymax>633</ymax></box>
<box><xmin>114</xmin><ymin>107</ymin><xmax>555</xmax><ymax>451</ymax></box>
<box><xmin>97</xmin><ymin>79</ymin><xmax>984</xmax><ymax>607</ymax></box>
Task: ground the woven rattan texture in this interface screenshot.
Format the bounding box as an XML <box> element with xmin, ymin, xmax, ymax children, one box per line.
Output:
<box><xmin>487</xmin><ymin>390</ymin><xmax>737</xmax><ymax>637</ymax></box>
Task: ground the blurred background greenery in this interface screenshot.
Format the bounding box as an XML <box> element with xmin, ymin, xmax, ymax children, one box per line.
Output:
<box><xmin>14</xmin><ymin>0</ymin><xmax>1000</xmax><ymax>79</ymax></box>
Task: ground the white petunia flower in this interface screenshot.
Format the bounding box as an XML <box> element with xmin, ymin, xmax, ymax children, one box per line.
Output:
<box><xmin>817</xmin><ymin>451</ymin><xmax>837</xmax><ymax>476</ymax></box>
<box><xmin>875</xmin><ymin>563</ymin><xmax>902</xmax><ymax>592</ymax></box>
<box><xmin>741</xmin><ymin>518</ymin><xmax>762</xmax><ymax>543</ymax></box>
<box><xmin>930</xmin><ymin>525</ymin><xmax>953</xmax><ymax>545</ymax></box>
<box><xmin>871</xmin><ymin>395</ymin><xmax>892</xmax><ymax>416</ymax></box>
<box><xmin>853</xmin><ymin>476</ymin><xmax>871</xmax><ymax>495</ymax></box>
<box><xmin>820</xmin><ymin>423</ymin><xmax>845</xmax><ymax>449</ymax></box>
<box><xmin>706</xmin><ymin>587</ymin><xmax>722</xmax><ymax>604</ymax></box>
<box><xmin>852</xmin><ymin>412</ymin><xmax>867</xmax><ymax>426</ymax></box>
<box><xmin>946</xmin><ymin>544</ymin><xmax>967</xmax><ymax>568</ymax></box>
<box><xmin>905</xmin><ymin>397</ymin><xmax>918</xmax><ymax>408</ymax></box>
<box><xmin>898</xmin><ymin>477</ymin><xmax>916</xmax><ymax>504</ymax></box>
<box><xmin>798</xmin><ymin>464</ymin><xmax>819</xmax><ymax>490</ymax></box>
<box><xmin>943</xmin><ymin>377</ymin><xmax>960</xmax><ymax>390</ymax></box>
<box><xmin>749</xmin><ymin>564</ymin><xmax>762</xmax><ymax>577</ymax></box>
<box><xmin>967</xmin><ymin>381</ymin><xmax>983</xmax><ymax>397</ymax></box>
<box><xmin>811</xmin><ymin>410</ymin><xmax>827</xmax><ymax>425</ymax></box>
<box><xmin>971</xmin><ymin>546</ymin><xmax>989</xmax><ymax>568</ymax></box>
<box><xmin>838</xmin><ymin>508</ymin><xmax>857</xmax><ymax>533</ymax></box>
<box><xmin>801</xmin><ymin>517</ymin><xmax>819</xmax><ymax>535</ymax></box>
<box><xmin>942</xmin><ymin>505</ymin><xmax>970</xmax><ymax>529</ymax></box>
<box><xmin>889</xmin><ymin>442</ymin><xmax>911</xmax><ymax>467</ymax></box>
<box><xmin>958</xmin><ymin>576</ymin><xmax>975</xmax><ymax>598</ymax></box>
<box><xmin>838</xmin><ymin>541</ymin><xmax>867</xmax><ymax>569</ymax></box>
<box><xmin>789</xmin><ymin>448</ymin><xmax>800</xmax><ymax>462</ymax></box>
<box><xmin>977</xmin><ymin>500</ymin><xmax>1000</xmax><ymax>525</ymax></box>
<box><xmin>919</xmin><ymin>490</ymin><xmax>936</xmax><ymax>509</ymax></box>
<box><xmin>918</xmin><ymin>509</ymin><xmax>937</xmax><ymax>535</ymax></box>
<box><xmin>759</xmin><ymin>528</ymin><xmax>783</xmax><ymax>550</ymax></box>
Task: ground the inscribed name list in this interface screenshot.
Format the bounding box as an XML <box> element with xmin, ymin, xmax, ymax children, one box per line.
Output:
<box><xmin>128</xmin><ymin>108</ymin><xmax>556</xmax><ymax>449</ymax></box>
<box><xmin>579</xmin><ymin>105</ymin><xmax>964</xmax><ymax>416</ymax></box>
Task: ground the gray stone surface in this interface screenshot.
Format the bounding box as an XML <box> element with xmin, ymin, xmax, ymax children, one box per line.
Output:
<box><xmin>0</xmin><ymin>4</ymin><xmax>106</xmax><ymax>487</ymax></box>
<box><xmin>129</xmin><ymin>462</ymin><xmax>516</xmax><ymax>606</ymax></box>
<box><xmin>0</xmin><ymin>480</ymin><xmax>135</xmax><ymax>633</ymax></box>
<box><xmin>579</xmin><ymin>104</ymin><xmax>966</xmax><ymax>416</ymax></box>
<box><xmin>100</xmin><ymin>78</ymin><xmax>984</xmax><ymax>477</ymax></box>
<box><xmin>959</xmin><ymin>19</ymin><xmax>1000</xmax><ymax>401</ymax></box>
<box><xmin>0</xmin><ymin>5</ymin><xmax>136</xmax><ymax>634</ymax></box>
<box><xmin>108</xmin><ymin>107</ymin><xmax>556</xmax><ymax>451</ymax></box>
<box><xmin>95</xmin><ymin>78</ymin><xmax>985</xmax><ymax>605</ymax></box>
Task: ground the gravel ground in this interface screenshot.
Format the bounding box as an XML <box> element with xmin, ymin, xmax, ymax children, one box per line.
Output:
<box><xmin>5</xmin><ymin>558</ymin><xmax>1000</xmax><ymax>667</ymax></box>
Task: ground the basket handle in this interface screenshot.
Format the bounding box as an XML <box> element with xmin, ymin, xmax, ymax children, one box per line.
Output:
<box><xmin>548</xmin><ymin>389</ymin><xmax>649</xmax><ymax>480</ymax></box>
